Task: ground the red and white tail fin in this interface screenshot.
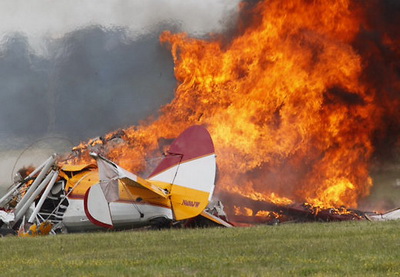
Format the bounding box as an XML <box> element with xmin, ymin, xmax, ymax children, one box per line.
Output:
<box><xmin>149</xmin><ymin>125</ymin><xmax>216</xmax><ymax>220</ymax></box>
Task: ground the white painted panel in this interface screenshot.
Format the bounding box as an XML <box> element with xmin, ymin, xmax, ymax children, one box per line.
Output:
<box><xmin>86</xmin><ymin>183</ymin><xmax>113</xmax><ymax>227</ymax></box>
<box><xmin>63</xmin><ymin>198</ymin><xmax>173</xmax><ymax>232</ymax></box>
<box><xmin>149</xmin><ymin>154</ymin><xmax>216</xmax><ymax>193</ymax></box>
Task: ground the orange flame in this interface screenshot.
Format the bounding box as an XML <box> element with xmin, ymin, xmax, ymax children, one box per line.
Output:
<box><xmin>234</xmin><ymin>206</ymin><xmax>253</xmax><ymax>216</ymax></box>
<box><xmin>65</xmin><ymin>0</ymin><xmax>400</xmax><ymax>212</ymax></box>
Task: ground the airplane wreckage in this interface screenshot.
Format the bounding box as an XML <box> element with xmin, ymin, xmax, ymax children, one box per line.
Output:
<box><xmin>0</xmin><ymin>126</ymin><xmax>232</xmax><ymax>237</ymax></box>
<box><xmin>0</xmin><ymin>125</ymin><xmax>399</xmax><ymax>237</ymax></box>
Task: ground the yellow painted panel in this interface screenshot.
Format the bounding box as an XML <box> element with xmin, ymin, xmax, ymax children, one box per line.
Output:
<box><xmin>119</xmin><ymin>182</ymin><xmax>171</xmax><ymax>208</ymax></box>
<box><xmin>170</xmin><ymin>185</ymin><xmax>210</xmax><ymax>220</ymax></box>
<box><xmin>121</xmin><ymin>177</ymin><xmax>169</xmax><ymax>199</ymax></box>
<box><xmin>61</xmin><ymin>164</ymin><xmax>96</xmax><ymax>172</ymax></box>
<box><xmin>65</xmin><ymin>171</ymin><xmax>99</xmax><ymax>195</ymax></box>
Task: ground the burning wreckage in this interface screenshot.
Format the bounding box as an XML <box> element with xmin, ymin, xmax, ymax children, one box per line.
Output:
<box><xmin>2</xmin><ymin>0</ymin><xmax>400</xmax><ymax>237</ymax></box>
<box><xmin>0</xmin><ymin>125</ymin><xmax>397</xmax><ymax>237</ymax></box>
<box><xmin>0</xmin><ymin>126</ymin><xmax>232</xmax><ymax>237</ymax></box>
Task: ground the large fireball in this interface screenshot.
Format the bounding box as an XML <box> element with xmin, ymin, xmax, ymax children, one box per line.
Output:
<box><xmin>67</xmin><ymin>0</ymin><xmax>400</xmax><ymax>214</ymax></box>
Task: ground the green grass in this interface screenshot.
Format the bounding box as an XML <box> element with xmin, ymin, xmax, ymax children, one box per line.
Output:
<box><xmin>1</xmin><ymin>221</ymin><xmax>400</xmax><ymax>276</ymax></box>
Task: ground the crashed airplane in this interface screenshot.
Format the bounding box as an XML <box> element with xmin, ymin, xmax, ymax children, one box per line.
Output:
<box><xmin>0</xmin><ymin>125</ymin><xmax>232</xmax><ymax>237</ymax></box>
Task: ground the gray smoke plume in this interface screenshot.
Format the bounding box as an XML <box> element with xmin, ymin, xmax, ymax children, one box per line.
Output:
<box><xmin>0</xmin><ymin>27</ymin><xmax>177</xmax><ymax>158</ymax></box>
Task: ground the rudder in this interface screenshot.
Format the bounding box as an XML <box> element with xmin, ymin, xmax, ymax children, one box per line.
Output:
<box><xmin>148</xmin><ymin>125</ymin><xmax>216</xmax><ymax>220</ymax></box>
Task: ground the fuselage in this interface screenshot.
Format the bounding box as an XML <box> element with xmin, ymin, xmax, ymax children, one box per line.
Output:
<box><xmin>59</xmin><ymin>164</ymin><xmax>173</xmax><ymax>232</ymax></box>
<box><xmin>63</xmin><ymin>198</ymin><xmax>173</xmax><ymax>232</ymax></box>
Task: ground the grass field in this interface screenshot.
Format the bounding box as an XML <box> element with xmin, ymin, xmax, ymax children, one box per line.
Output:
<box><xmin>1</xmin><ymin>220</ymin><xmax>399</xmax><ymax>276</ymax></box>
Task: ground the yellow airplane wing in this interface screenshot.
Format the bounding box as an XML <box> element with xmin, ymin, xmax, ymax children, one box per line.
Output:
<box><xmin>116</xmin><ymin>167</ymin><xmax>169</xmax><ymax>199</ymax></box>
<box><xmin>92</xmin><ymin>153</ymin><xmax>169</xmax><ymax>199</ymax></box>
